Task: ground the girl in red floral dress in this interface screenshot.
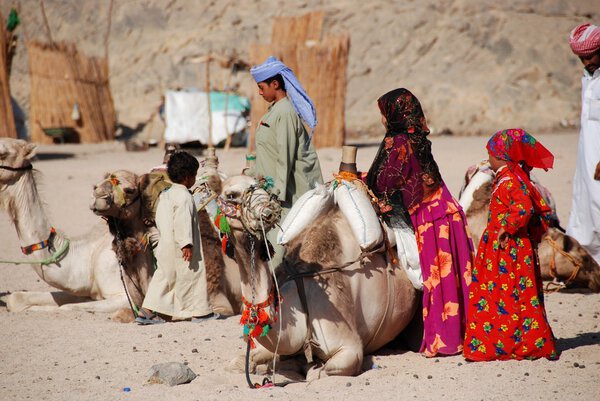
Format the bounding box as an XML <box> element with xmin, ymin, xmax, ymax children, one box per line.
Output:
<box><xmin>463</xmin><ymin>128</ymin><xmax>559</xmax><ymax>361</ymax></box>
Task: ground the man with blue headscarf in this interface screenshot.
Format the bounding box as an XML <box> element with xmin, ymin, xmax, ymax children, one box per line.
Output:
<box><xmin>249</xmin><ymin>56</ymin><xmax>323</xmax><ymax>268</ymax></box>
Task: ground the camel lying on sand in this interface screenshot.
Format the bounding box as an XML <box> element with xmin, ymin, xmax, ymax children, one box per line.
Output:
<box><xmin>90</xmin><ymin>168</ymin><xmax>242</xmax><ymax>316</ymax></box>
<box><xmin>459</xmin><ymin>163</ymin><xmax>600</xmax><ymax>292</ymax></box>
<box><xmin>220</xmin><ymin>175</ymin><xmax>418</xmax><ymax>380</ymax></box>
<box><xmin>0</xmin><ymin>139</ymin><xmax>134</xmax><ymax>314</ymax></box>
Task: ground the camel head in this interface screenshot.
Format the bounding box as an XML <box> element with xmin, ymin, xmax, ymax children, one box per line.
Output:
<box><xmin>219</xmin><ymin>175</ymin><xmax>281</xmax><ymax>239</ymax></box>
<box><xmin>0</xmin><ymin>138</ymin><xmax>36</xmax><ymax>190</ymax></box>
<box><xmin>90</xmin><ymin>170</ymin><xmax>141</xmax><ymax>220</ymax></box>
<box><xmin>541</xmin><ymin>228</ymin><xmax>600</xmax><ymax>292</ymax></box>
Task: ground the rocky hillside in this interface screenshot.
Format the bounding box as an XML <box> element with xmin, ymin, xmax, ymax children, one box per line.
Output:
<box><xmin>7</xmin><ymin>0</ymin><xmax>599</xmax><ymax>138</ymax></box>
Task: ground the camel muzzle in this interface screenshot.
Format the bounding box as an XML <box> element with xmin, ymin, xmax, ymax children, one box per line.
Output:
<box><xmin>239</xmin><ymin>187</ymin><xmax>281</xmax><ymax>239</ymax></box>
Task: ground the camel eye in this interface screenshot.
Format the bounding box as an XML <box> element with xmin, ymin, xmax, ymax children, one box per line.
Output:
<box><xmin>124</xmin><ymin>188</ymin><xmax>136</xmax><ymax>194</ymax></box>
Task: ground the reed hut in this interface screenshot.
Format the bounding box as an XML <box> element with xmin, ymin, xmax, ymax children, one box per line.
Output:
<box><xmin>28</xmin><ymin>41</ymin><xmax>115</xmax><ymax>144</ymax></box>
<box><xmin>0</xmin><ymin>10</ymin><xmax>17</xmax><ymax>139</ymax></box>
<box><xmin>248</xmin><ymin>11</ymin><xmax>349</xmax><ymax>150</ymax></box>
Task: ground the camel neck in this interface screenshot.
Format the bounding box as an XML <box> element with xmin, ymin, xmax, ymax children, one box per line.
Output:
<box><xmin>7</xmin><ymin>171</ymin><xmax>54</xmax><ymax>248</ymax></box>
<box><xmin>232</xmin><ymin>231</ymin><xmax>274</xmax><ymax>304</ymax></box>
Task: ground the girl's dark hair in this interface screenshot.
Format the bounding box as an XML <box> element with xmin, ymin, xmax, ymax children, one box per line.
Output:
<box><xmin>264</xmin><ymin>74</ymin><xmax>286</xmax><ymax>91</ymax></box>
<box><xmin>167</xmin><ymin>150</ymin><xmax>199</xmax><ymax>183</ymax></box>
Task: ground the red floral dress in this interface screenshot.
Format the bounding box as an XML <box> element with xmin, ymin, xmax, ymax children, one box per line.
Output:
<box><xmin>463</xmin><ymin>166</ymin><xmax>559</xmax><ymax>361</ymax></box>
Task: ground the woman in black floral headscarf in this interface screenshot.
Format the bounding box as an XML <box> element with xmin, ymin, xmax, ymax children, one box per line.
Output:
<box><xmin>365</xmin><ymin>88</ymin><xmax>474</xmax><ymax>357</ymax></box>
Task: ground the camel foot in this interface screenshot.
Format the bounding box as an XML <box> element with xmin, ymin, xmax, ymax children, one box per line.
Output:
<box><xmin>228</xmin><ymin>352</ymin><xmax>257</xmax><ymax>374</ymax></box>
<box><xmin>111</xmin><ymin>307</ymin><xmax>135</xmax><ymax>323</ymax></box>
<box><xmin>306</xmin><ymin>362</ymin><xmax>325</xmax><ymax>382</ymax></box>
<box><xmin>227</xmin><ymin>344</ymin><xmax>275</xmax><ymax>374</ymax></box>
<box><xmin>306</xmin><ymin>346</ymin><xmax>363</xmax><ymax>380</ymax></box>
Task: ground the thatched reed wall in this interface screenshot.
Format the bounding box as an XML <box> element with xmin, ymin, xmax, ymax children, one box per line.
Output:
<box><xmin>249</xmin><ymin>11</ymin><xmax>349</xmax><ymax>150</ymax></box>
<box><xmin>271</xmin><ymin>11</ymin><xmax>324</xmax><ymax>46</ymax></box>
<box><xmin>28</xmin><ymin>41</ymin><xmax>115</xmax><ymax>144</ymax></box>
<box><xmin>0</xmin><ymin>11</ymin><xmax>17</xmax><ymax>139</ymax></box>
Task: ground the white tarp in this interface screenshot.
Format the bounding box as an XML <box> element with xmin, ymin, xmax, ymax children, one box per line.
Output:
<box><xmin>164</xmin><ymin>90</ymin><xmax>248</xmax><ymax>145</ymax></box>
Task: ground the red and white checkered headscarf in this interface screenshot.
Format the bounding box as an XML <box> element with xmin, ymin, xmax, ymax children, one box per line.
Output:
<box><xmin>569</xmin><ymin>23</ymin><xmax>600</xmax><ymax>57</ymax></box>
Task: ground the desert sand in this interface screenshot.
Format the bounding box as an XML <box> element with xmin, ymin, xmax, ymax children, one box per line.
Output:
<box><xmin>1</xmin><ymin>131</ymin><xmax>599</xmax><ymax>401</ymax></box>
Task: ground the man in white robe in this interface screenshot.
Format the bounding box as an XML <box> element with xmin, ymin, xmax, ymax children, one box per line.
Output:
<box><xmin>567</xmin><ymin>23</ymin><xmax>600</xmax><ymax>263</ymax></box>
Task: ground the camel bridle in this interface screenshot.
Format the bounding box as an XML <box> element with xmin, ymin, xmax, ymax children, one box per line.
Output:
<box><xmin>0</xmin><ymin>163</ymin><xmax>33</xmax><ymax>172</ymax></box>
<box><xmin>217</xmin><ymin>182</ymin><xmax>281</xmax><ymax>239</ymax></box>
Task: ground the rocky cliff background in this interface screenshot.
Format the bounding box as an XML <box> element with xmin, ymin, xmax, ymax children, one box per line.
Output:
<box><xmin>7</xmin><ymin>0</ymin><xmax>599</xmax><ymax>138</ymax></box>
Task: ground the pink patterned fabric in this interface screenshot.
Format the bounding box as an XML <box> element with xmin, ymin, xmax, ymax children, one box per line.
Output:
<box><xmin>365</xmin><ymin>88</ymin><xmax>475</xmax><ymax>356</ymax></box>
<box><xmin>569</xmin><ymin>23</ymin><xmax>600</xmax><ymax>57</ymax></box>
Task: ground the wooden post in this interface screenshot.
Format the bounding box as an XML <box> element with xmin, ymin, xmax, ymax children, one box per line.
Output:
<box><xmin>0</xmin><ymin>10</ymin><xmax>16</xmax><ymax>138</ymax></box>
<box><xmin>39</xmin><ymin>0</ymin><xmax>54</xmax><ymax>46</ymax></box>
<box><xmin>205</xmin><ymin>56</ymin><xmax>213</xmax><ymax>149</ymax></box>
<box><xmin>104</xmin><ymin>0</ymin><xmax>113</xmax><ymax>61</ymax></box>
<box><xmin>223</xmin><ymin>67</ymin><xmax>233</xmax><ymax>150</ymax></box>
<box><xmin>339</xmin><ymin>145</ymin><xmax>357</xmax><ymax>174</ymax></box>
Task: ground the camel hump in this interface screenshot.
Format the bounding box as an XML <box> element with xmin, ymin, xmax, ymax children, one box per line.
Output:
<box><xmin>139</xmin><ymin>172</ymin><xmax>172</xmax><ymax>225</ymax></box>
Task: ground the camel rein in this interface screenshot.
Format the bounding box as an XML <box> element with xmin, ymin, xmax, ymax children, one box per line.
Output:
<box><xmin>544</xmin><ymin>235</ymin><xmax>583</xmax><ymax>293</ymax></box>
<box><xmin>109</xmin><ymin>216</ymin><xmax>149</xmax><ymax>318</ymax></box>
<box><xmin>215</xmin><ymin>184</ymin><xmax>280</xmax><ymax>389</ymax></box>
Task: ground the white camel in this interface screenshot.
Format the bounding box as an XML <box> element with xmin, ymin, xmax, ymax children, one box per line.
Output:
<box><xmin>0</xmin><ymin>138</ymin><xmax>130</xmax><ymax>313</ymax></box>
<box><xmin>221</xmin><ymin>175</ymin><xmax>419</xmax><ymax>380</ymax></box>
<box><xmin>459</xmin><ymin>162</ymin><xmax>600</xmax><ymax>291</ymax></box>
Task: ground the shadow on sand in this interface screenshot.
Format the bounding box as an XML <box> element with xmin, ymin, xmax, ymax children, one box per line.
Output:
<box><xmin>35</xmin><ymin>152</ymin><xmax>75</xmax><ymax>161</ymax></box>
<box><xmin>557</xmin><ymin>331</ymin><xmax>600</xmax><ymax>353</ymax></box>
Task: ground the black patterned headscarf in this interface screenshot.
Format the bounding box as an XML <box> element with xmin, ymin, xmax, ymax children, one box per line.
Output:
<box><xmin>373</xmin><ymin>88</ymin><xmax>442</xmax><ymax>186</ymax></box>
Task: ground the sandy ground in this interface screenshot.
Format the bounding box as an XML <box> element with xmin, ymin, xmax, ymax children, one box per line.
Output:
<box><xmin>1</xmin><ymin>131</ymin><xmax>599</xmax><ymax>401</ymax></box>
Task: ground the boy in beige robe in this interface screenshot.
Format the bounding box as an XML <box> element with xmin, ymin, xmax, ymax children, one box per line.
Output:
<box><xmin>137</xmin><ymin>151</ymin><xmax>215</xmax><ymax>324</ymax></box>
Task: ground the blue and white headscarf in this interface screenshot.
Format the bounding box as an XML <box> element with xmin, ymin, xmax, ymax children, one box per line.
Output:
<box><xmin>250</xmin><ymin>56</ymin><xmax>317</xmax><ymax>134</ymax></box>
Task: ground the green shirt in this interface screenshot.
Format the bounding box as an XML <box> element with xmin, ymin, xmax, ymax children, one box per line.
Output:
<box><xmin>252</xmin><ymin>97</ymin><xmax>323</xmax><ymax>207</ymax></box>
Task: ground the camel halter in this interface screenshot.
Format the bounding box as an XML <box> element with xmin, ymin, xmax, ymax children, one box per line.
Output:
<box><xmin>544</xmin><ymin>235</ymin><xmax>583</xmax><ymax>293</ymax></box>
<box><xmin>0</xmin><ymin>228</ymin><xmax>70</xmax><ymax>266</ymax></box>
<box><xmin>21</xmin><ymin>227</ymin><xmax>57</xmax><ymax>254</ymax></box>
<box><xmin>0</xmin><ymin>163</ymin><xmax>33</xmax><ymax>172</ymax></box>
<box><xmin>215</xmin><ymin>180</ymin><xmax>281</xmax><ymax>239</ymax></box>
<box><xmin>0</xmin><ymin>161</ymin><xmax>71</xmax><ymax>265</ymax></box>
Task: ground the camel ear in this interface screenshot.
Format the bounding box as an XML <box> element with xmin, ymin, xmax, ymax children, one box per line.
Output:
<box><xmin>562</xmin><ymin>234</ymin><xmax>574</xmax><ymax>253</ymax></box>
<box><xmin>24</xmin><ymin>143</ymin><xmax>37</xmax><ymax>160</ymax></box>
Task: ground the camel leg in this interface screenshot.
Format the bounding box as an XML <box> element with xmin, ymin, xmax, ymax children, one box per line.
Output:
<box><xmin>57</xmin><ymin>295</ymin><xmax>129</xmax><ymax>313</ymax></box>
<box><xmin>209</xmin><ymin>290</ymin><xmax>235</xmax><ymax>316</ymax></box>
<box><xmin>4</xmin><ymin>291</ymin><xmax>91</xmax><ymax>312</ymax></box>
<box><xmin>306</xmin><ymin>345</ymin><xmax>363</xmax><ymax>381</ymax></box>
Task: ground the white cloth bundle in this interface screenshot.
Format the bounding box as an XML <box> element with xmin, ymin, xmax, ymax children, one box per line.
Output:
<box><xmin>334</xmin><ymin>180</ymin><xmax>383</xmax><ymax>251</ymax></box>
<box><xmin>277</xmin><ymin>184</ymin><xmax>334</xmax><ymax>245</ymax></box>
<box><xmin>392</xmin><ymin>222</ymin><xmax>423</xmax><ymax>290</ymax></box>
